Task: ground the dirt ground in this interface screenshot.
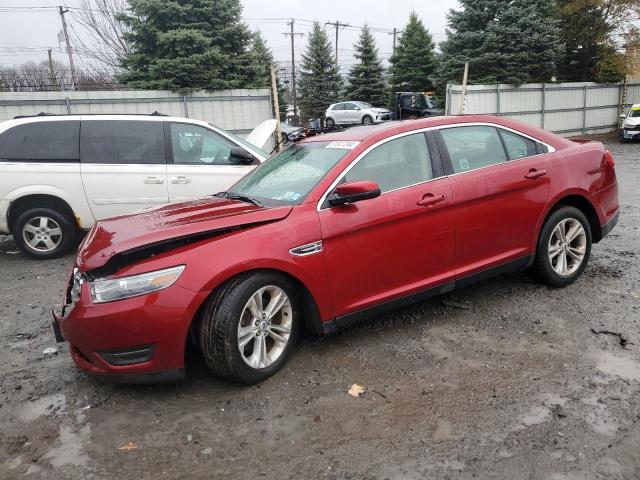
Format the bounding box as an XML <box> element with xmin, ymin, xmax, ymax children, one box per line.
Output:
<box><xmin>1</xmin><ymin>138</ymin><xmax>639</xmax><ymax>480</ymax></box>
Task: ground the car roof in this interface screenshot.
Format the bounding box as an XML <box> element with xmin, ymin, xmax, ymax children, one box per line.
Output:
<box><xmin>301</xmin><ymin>115</ymin><xmax>572</xmax><ymax>150</ymax></box>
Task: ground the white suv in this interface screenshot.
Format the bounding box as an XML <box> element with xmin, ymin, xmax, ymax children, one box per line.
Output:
<box><xmin>0</xmin><ymin>114</ymin><xmax>268</xmax><ymax>259</ymax></box>
<box><xmin>324</xmin><ymin>101</ymin><xmax>392</xmax><ymax>128</ymax></box>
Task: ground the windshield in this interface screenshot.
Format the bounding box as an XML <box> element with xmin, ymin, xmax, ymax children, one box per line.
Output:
<box><xmin>355</xmin><ymin>102</ymin><xmax>372</xmax><ymax>109</ymax></box>
<box><xmin>630</xmin><ymin>108</ymin><xmax>640</xmax><ymax>118</ymax></box>
<box><xmin>228</xmin><ymin>142</ymin><xmax>349</xmax><ymax>205</ymax></box>
<box><xmin>209</xmin><ymin>123</ymin><xmax>269</xmax><ymax>158</ymax></box>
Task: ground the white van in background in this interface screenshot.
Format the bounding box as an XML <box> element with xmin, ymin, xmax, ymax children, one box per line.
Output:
<box><xmin>0</xmin><ymin>114</ymin><xmax>268</xmax><ymax>259</ymax></box>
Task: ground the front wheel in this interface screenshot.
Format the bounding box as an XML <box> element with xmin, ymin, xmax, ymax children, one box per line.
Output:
<box><xmin>12</xmin><ymin>207</ymin><xmax>77</xmax><ymax>259</ymax></box>
<box><xmin>531</xmin><ymin>206</ymin><xmax>592</xmax><ymax>288</ymax></box>
<box><xmin>199</xmin><ymin>272</ymin><xmax>300</xmax><ymax>384</ymax></box>
<box><xmin>362</xmin><ymin>115</ymin><xmax>373</xmax><ymax>125</ymax></box>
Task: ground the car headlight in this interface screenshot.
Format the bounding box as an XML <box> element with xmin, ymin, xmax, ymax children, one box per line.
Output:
<box><xmin>89</xmin><ymin>265</ymin><xmax>185</xmax><ymax>304</ymax></box>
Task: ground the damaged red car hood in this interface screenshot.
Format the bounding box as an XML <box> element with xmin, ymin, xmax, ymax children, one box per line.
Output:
<box><xmin>77</xmin><ymin>197</ymin><xmax>293</xmax><ymax>271</ymax></box>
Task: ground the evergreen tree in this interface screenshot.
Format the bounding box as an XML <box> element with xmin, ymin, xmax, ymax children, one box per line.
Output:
<box><xmin>345</xmin><ymin>25</ymin><xmax>387</xmax><ymax>106</ymax></box>
<box><xmin>118</xmin><ymin>0</ymin><xmax>258</xmax><ymax>91</ymax></box>
<box><xmin>389</xmin><ymin>12</ymin><xmax>437</xmax><ymax>93</ymax></box>
<box><xmin>438</xmin><ymin>0</ymin><xmax>561</xmax><ymax>86</ymax></box>
<box><xmin>248</xmin><ymin>31</ymin><xmax>287</xmax><ymax>120</ymax></box>
<box><xmin>556</xmin><ymin>0</ymin><xmax>635</xmax><ymax>82</ymax></box>
<box><xmin>298</xmin><ymin>22</ymin><xmax>342</xmax><ymax>124</ymax></box>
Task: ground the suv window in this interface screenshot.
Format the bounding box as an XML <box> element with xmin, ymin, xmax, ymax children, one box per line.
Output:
<box><xmin>332</xmin><ymin>104</ymin><xmax>344</xmax><ymax>111</ymax></box>
<box><xmin>0</xmin><ymin>121</ymin><xmax>79</xmax><ymax>161</ymax></box>
<box><xmin>345</xmin><ymin>133</ymin><xmax>433</xmax><ymax>193</ymax></box>
<box><xmin>81</xmin><ymin>120</ymin><xmax>164</xmax><ymax>164</ymax></box>
<box><xmin>499</xmin><ymin>129</ymin><xmax>538</xmax><ymax>160</ymax></box>
<box><xmin>440</xmin><ymin>126</ymin><xmax>507</xmax><ymax>174</ymax></box>
<box><xmin>343</xmin><ymin>103</ymin><xmax>358</xmax><ymax>111</ymax></box>
<box><xmin>170</xmin><ymin>123</ymin><xmax>237</xmax><ymax>165</ymax></box>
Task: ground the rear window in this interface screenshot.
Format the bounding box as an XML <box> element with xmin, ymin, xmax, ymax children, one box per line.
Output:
<box><xmin>81</xmin><ymin>120</ymin><xmax>165</xmax><ymax>164</ymax></box>
<box><xmin>0</xmin><ymin>121</ymin><xmax>79</xmax><ymax>161</ymax></box>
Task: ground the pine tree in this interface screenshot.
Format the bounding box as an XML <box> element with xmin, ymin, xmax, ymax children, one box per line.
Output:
<box><xmin>438</xmin><ymin>0</ymin><xmax>561</xmax><ymax>86</ymax></box>
<box><xmin>389</xmin><ymin>12</ymin><xmax>437</xmax><ymax>93</ymax></box>
<box><xmin>298</xmin><ymin>22</ymin><xmax>342</xmax><ymax>124</ymax></box>
<box><xmin>345</xmin><ymin>25</ymin><xmax>387</xmax><ymax>106</ymax></box>
<box><xmin>118</xmin><ymin>0</ymin><xmax>259</xmax><ymax>91</ymax></box>
<box><xmin>248</xmin><ymin>31</ymin><xmax>288</xmax><ymax>120</ymax></box>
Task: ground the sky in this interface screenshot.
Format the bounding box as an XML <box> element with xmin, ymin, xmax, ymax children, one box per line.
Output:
<box><xmin>0</xmin><ymin>0</ymin><xmax>459</xmax><ymax>73</ymax></box>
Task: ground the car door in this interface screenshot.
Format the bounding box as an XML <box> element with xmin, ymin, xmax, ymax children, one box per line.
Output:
<box><xmin>166</xmin><ymin>122</ymin><xmax>257</xmax><ymax>203</ymax></box>
<box><xmin>331</xmin><ymin>103</ymin><xmax>345</xmax><ymax>124</ymax></box>
<box><xmin>318</xmin><ymin>131</ymin><xmax>455</xmax><ymax>322</ymax></box>
<box><xmin>343</xmin><ymin>103</ymin><xmax>361</xmax><ymax>124</ymax></box>
<box><xmin>80</xmin><ymin>119</ymin><xmax>169</xmax><ymax>220</ymax></box>
<box><xmin>436</xmin><ymin>124</ymin><xmax>551</xmax><ymax>280</ymax></box>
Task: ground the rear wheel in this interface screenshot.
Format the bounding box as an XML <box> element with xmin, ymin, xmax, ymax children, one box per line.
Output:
<box><xmin>199</xmin><ymin>272</ymin><xmax>300</xmax><ymax>384</ymax></box>
<box><xmin>531</xmin><ymin>206</ymin><xmax>591</xmax><ymax>287</ymax></box>
<box><xmin>12</xmin><ymin>207</ymin><xmax>77</xmax><ymax>259</ymax></box>
<box><xmin>362</xmin><ymin>115</ymin><xmax>373</xmax><ymax>125</ymax></box>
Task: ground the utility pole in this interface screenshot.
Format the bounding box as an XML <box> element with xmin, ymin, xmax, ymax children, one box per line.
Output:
<box><xmin>389</xmin><ymin>27</ymin><xmax>398</xmax><ymax>57</ymax></box>
<box><xmin>458</xmin><ymin>61</ymin><xmax>469</xmax><ymax>115</ymax></box>
<box><xmin>47</xmin><ymin>49</ymin><xmax>56</xmax><ymax>90</ymax></box>
<box><xmin>326</xmin><ymin>21</ymin><xmax>349</xmax><ymax>68</ymax></box>
<box><xmin>283</xmin><ymin>19</ymin><xmax>304</xmax><ymax>124</ymax></box>
<box><xmin>58</xmin><ymin>6</ymin><xmax>76</xmax><ymax>90</ymax></box>
<box><xmin>270</xmin><ymin>65</ymin><xmax>283</xmax><ymax>152</ymax></box>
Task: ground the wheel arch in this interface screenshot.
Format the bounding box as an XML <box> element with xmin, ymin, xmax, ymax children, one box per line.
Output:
<box><xmin>186</xmin><ymin>267</ymin><xmax>325</xmax><ymax>349</ymax></box>
<box><xmin>8</xmin><ymin>193</ymin><xmax>79</xmax><ymax>232</ymax></box>
<box><xmin>536</xmin><ymin>193</ymin><xmax>603</xmax><ymax>247</ymax></box>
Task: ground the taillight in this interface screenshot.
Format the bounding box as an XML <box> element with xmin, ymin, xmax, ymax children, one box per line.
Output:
<box><xmin>603</xmin><ymin>150</ymin><xmax>615</xmax><ymax>169</ymax></box>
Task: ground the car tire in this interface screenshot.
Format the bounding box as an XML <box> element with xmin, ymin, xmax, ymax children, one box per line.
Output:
<box><xmin>325</xmin><ymin>117</ymin><xmax>335</xmax><ymax>128</ymax></box>
<box><xmin>199</xmin><ymin>271</ymin><xmax>300</xmax><ymax>384</ymax></box>
<box><xmin>11</xmin><ymin>207</ymin><xmax>77</xmax><ymax>260</ymax></box>
<box><xmin>531</xmin><ymin>206</ymin><xmax>592</xmax><ymax>288</ymax></box>
<box><xmin>362</xmin><ymin>115</ymin><xmax>373</xmax><ymax>125</ymax></box>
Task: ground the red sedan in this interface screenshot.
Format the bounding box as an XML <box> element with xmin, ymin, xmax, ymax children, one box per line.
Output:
<box><xmin>52</xmin><ymin>115</ymin><xmax>619</xmax><ymax>384</ymax></box>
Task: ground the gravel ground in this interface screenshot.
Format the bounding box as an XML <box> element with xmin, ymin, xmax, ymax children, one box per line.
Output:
<box><xmin>0</xmin><ymin>138</ymin><xmax>639</xmax><ymax>480</ymax></box>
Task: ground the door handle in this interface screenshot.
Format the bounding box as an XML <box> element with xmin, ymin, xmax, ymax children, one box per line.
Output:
<box><xmin>524</xmin><ymin>168</ymin><xmax>547</xmax><ymax>179</ymax></box>
<box><xmin>143</xmin><ymin>175</ymin><xmax>164</xmax><ymax>184</ymax></box>
<box><xmin>417</xmin><ymin>193</ymin><xmax>446</xmax><ymax>207</ymax></box>
<box><xmin>170</xmin><ymin>176</ymin><xmax>192</xmax><ymax>184</ymax></box>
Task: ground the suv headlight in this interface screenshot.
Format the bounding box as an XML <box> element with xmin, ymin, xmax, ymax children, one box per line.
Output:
<box><xmin>89</xmin><ymin>265</ymin><xmax>185</xmax><ymax>304</ymax></box>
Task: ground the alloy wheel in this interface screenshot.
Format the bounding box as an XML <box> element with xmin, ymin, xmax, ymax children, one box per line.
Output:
<box><xmin>237</xmin><ymin>285</ymin><xmax>293</xmax><ymax>369</ymax></box>
<box><xmin>548</xmin><ymin>218</ymin><xmax>587</xmax><ymax>276</ymax></box>
<box><xmin>22</xmin><ymin>216</ymin><xmax>63</xmax><ymax>253</ymax></box>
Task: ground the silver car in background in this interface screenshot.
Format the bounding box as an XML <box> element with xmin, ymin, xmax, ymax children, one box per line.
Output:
<box><xmin>325</xmin><ymin>101</ymin><xmax>392</xmax><ymax>127</ymax></box>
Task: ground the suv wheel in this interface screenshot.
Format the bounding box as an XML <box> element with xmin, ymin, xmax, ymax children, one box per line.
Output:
<box><xmin>531</xmin><ymin>206</ymin><xmax>592</xmax><ymax>287</ymax></box>
<box><xmin>362</xmin><ymin>115</ymin><xmax>373</xmax><ymax>125</ymax></box>
<box><xmin>199</xmin><ymin>271</ymin><xmax>300</xmax><ymax>384</ymax></box>
<box><xmin>325</xmin><ymin>117</ymin><xmax>335</xmax><ymax>128</ymax></box>
<box><xmin>12</xmin><ymin>207</ymin><xmax>77</xmax><ymax>259</ymax></box>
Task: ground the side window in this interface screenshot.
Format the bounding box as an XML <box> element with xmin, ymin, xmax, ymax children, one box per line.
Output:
<box><xmin>332</xmin><ymin>104</ymin><xmax>344</xmax><ymax>111</ymax></box>
<box><xmin>0</xmin><ymin>121</ymin><xmax>79</xmax><ymax>161</ymax></box>
<box><xmin>344</xmin><ymin>103</ymin><xmax>357</xmax><ymax>111</ymax></box>
<box><xmin>170</xmin><ymin>123</ymin><xmax>236</xmax><ymax>165</ymax></box>
<box><xmin>499</xmin><ymin>129</ymin><xmax>539</xmax><ymax>160</ymax></box>
<box><xmin>81</xmin><ymin>120</ymin><xmax>164</xmax><ymax>164</ymax></box>
<box><xmin>440</xmin><ymin>126</ymin><xmax>507</xmax><ymax>174</ymax></box>
<box><xmin>344</xmin><ymin>133</ymin><xmax>433</xmax><ymax>193</ymax></box>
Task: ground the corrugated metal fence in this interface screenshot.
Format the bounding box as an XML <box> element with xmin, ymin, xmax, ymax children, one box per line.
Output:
<box><xmin>445</xmin><ymin>81</ymin><xmax>640</xmax><ymax>135</ymax></box>
<box><xmin>0</xmin><ymin>88</ymin><xmax>273</xmax><ymax>137</ymax></box>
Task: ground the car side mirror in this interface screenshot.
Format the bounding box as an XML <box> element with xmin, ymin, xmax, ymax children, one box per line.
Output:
<box><xmin>354</xmin><ymin>106</ymin><xmax>361</xmax><ymax>111</ymax></box>
<box><xmin>329</xmin><ymin>181</ymin><xmax>381</xmax><ymax>207</ymax></box>
<box><xmin>619</xmin><ymin>114</ymin><xmax>626</xmax><ymax>119</ymax></box>
<box><xmin>230</xmin><ymin>146</ymin><xmax>258</xmax><ymax>165</ymax></box>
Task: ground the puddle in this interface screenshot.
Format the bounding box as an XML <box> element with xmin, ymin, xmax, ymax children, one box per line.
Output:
<box><xmin>594</xmin><ymin>352</ymin><xmax>640</xmax><ymax>382</ymax></box>
<box><xmin>43</xmin><ymin>425</ymin><xmax>91</xmax><ymax>468</ymax></box>
<box><xmin>18</xmin><ymin>394</ymin><xmax>66</xmax><ymax>422</ymax></box>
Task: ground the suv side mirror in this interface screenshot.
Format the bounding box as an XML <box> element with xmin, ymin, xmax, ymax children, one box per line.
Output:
<box><xmin>230</xmin><ymin>146</ymin><xmax>258</xmax><ymax>165</ymax></box>
<box><xmin>329</xmin><ymin>181</ymin><xmax>381</xmax><ymax>206</ymax></box>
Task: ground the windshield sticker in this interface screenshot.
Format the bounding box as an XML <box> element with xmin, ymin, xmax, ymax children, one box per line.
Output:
<box><xmin>281</xmin><ymin>191</ymin><xmax>303</xmax><ymax>201</ymax></box>
<box><xmin>326</xmin><ymin>141</ymin><xmax>360</xmax><ymax>149</ymax></box>
<box><xmin>632</xmin><ymin>106</ymin><xmax>640</xmax><ymax>111</ymax></box>
<box><xmin>459</xmin><ymin>158</ymin><xmax>470</xmax><ymax>171</ymax></box>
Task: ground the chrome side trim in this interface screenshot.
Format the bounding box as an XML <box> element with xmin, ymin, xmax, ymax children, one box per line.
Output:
<box><xmin>289</xmin><ymin>240</ymin><xmax>323</xmax><ymax>256</ymax></box>
<box><xmin>316</xmin><ymin>122</ymin><xmax>557</xmax><ymax>211</ymax></box>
